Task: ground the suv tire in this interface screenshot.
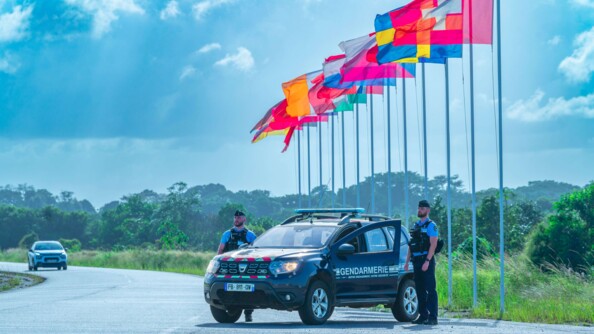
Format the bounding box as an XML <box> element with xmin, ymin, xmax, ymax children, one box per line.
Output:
<box><xmin>298</xmin><ymin>280</ymin><xmax>334</xmax><ymax>325</ymax></box>
<box><xmin>392</xmin><ymin>278</ymin><xmax>418</xmax><ymax>322</ymax></box>
<box><xmin>210</xmin><ymin>306</ymin><xmax>242</xmax><ymax>323</ymax></box>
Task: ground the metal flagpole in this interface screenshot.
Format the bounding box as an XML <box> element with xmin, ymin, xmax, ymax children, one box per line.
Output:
<box><xmin>402</xmin><ymin>70</ymin><xmax>409</xmax><ymax>227</ymax></box>
<box><xmin>307</xmin><ymin>125</ymin><xmax>312</xmax><ymax>208</ymax></box>
<box><xmin>387</xmin><ymin>83</ymin><xmax>393</xmax><ymax>217</ymax></box>
<box><xmin>319</xmin><ymin>121</ymin><xmax>323</xmax><ymax>207</ymax></box>
<box><xmin>370</xmin><ymin>92</ymin><xmax>376</xmax><ymax>214</ymax></box>
<box><xmin>497</xmin><ymin>0</ymin><xmax>505</xmax><ymax>315</ymax></box>
<box><xmin>422</xmin><ymin>63</ymin><xmax>429</xmax><ymax>200</ymax></box>
<box><xmin>445</xmin><ymin>59</ymin><xmax>453</xmax><ymax>306</ymax></box>
<box><xmin>332</xmin><ymin>115</ymin><xmax>335</xmax><ymax>208</ymax></box>
<box><xmin>356</xmin><ymin>99</ymin><xmax>361</xmax><ymax>208</ymax></box>
<box><xmin>298</xmin><ymin>130</ymin><xmax>302</xmax><ymax>208</ymax></box>
<box><xmin>342</xmin><ymin>112</ymin><xmax>347</xmax><ymax>207</ymax></box>
<box><xmin>470</xmin><ymin>29</ymin><xmax>478</xmax><ymax>309</ymax></box>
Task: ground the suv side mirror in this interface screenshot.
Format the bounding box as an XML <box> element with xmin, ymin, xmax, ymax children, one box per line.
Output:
<box><xmin>337</xmin><ymin>243</ymin><xmax>355</xmax><ymax>256</ymax></box>
<box><xmin>64</xmin><ymin>248</ymin><xmax>69</xmax><ymax>252</ymax></box>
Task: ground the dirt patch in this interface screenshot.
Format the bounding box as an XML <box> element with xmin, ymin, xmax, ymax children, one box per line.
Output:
<box><xmin>0</xmin><ymin>271</ymin><xmax>45</xmax><ymax>292</ymax></box>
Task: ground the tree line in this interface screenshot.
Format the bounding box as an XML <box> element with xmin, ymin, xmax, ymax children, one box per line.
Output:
<box><xmin>0</xmin><ymin>176</ymin><xmax>591</xmax><ymax>273</ymax></box>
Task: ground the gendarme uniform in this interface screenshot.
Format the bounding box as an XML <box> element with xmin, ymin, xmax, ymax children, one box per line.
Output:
<box><xmin>409</xmin><ymin>213</ymin><xmax>439</xmax><ymax>323</ymax></box>
<box><xmin>220</xmin><ymin>227</ymin><xmax>257</xmax><ymax>253</ymax></box>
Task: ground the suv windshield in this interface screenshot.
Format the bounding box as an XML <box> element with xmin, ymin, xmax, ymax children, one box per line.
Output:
<box><xmin>253</xmin><ymin>225</ymin><xmax>337</xmax><ymax>248</ymax></box>
<box><xmin>34</xmin><ymin>243</ymin><xmax>63</xmax><ymax>251</ymax></box>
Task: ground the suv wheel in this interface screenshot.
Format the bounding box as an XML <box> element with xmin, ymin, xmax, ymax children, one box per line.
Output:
<box><xmin>210</xmin><ymin>306</ymin><xmax>242</xmax><ymax>323</ymax></box>
<box><xmin>63</xmin><ymin>265</ymin><xmax>68</xmax><ymax>270</ymax></box>
<box><xmin>298</xmin><ymin>280</ymin><xmax>334</xmax><ymax>325</ymax></box>
<box><xmin>392</xmin><ymin>278</ymin><xmax>418</xmax><ymax>322</ymax></box>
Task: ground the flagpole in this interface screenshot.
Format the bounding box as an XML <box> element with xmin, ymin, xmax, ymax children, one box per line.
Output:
<box><xmin>402</xmin><ymin>70</ymin><xmax>409</xmax><ymax>227</ymax></box>
<box><xmin>470</xmin><ymin>27</ymin><xmax>479</xmax><ymax>309</ymax></box>
<box><xmin>356</xmin><ymin>99</ymin><xmax>361</xmax><ymax>208</ymax></box>
<box><xmin>298</xmin><ymin>129</ymin><xmax>302</xmax><ymax>208</ymax></box>
<box><xmin>319</xmin><ymin>120</ymin><xmax>323</xmax><ymax>207</ymax></box>
<box><xmin>496</xmin><ymin>0</ymin><xmax>505</xmax><ymax>316</ymax></box>
<box><xmin>370</xmin><ymin>92</ymin><xmax>376</xmax><ymax>214</ymax></box>
<box><xmin>445</xmin><ymin>59</ymin><xmax>453</xmax><ymax>307</ymax></box>
<box><xmin>387</xmin><ymin>83</ymin><xmax>393</xmax><ymax>217</ymax></box>
<box><xmin>342</xmin><ymin>112</ymin><xmax>347</xmax><ymax>207</ymax></box>
<box><xmin>422</xmin><ymin>63</ymin><xmax>429</xmax><ymax>200</ymax></box>
<box><xmin>332</xmin><ymin>115</ymin><xmax>335</xmax><ymax>208</ymax></box>
<box><xmin>307</xmin><ymin>125</ymin><xmax>312</xmax><ymax>208</ymax></box>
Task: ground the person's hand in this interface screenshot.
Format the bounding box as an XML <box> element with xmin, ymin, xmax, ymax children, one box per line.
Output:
<box><xmin>422</xmin><ymin>260</ymin><xmax>429</xmax><ymax>272</ymax></box>
<box><xmin>404</xmin><ymin>262</ymin><xmax>409</xmax><ymax>271</ymax></box>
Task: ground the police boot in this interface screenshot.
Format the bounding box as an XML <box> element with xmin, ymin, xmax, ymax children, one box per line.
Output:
<box><xmin>412</xmin><ymin>316</ymin><xmax>427</xmax><ymax>325</ymax></box>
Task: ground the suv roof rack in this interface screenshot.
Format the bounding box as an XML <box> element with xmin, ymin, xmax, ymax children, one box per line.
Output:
<box><xmin>281</xmin><ymin>208</ymin><xmax>366</xmax><ymax>225</ymax></box>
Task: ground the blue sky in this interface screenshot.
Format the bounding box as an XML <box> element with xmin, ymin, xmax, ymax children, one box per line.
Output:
<box><xmin>1</xmin><ymin>0</ymin><xmax>593</xmax><ymax>208</ymax></box>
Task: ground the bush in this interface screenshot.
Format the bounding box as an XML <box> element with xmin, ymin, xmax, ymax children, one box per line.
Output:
<box><xmin>454</xmin><ymin>236</ymin><xmax>496</xmax><ymax>260</ymax></box>
<box><xmin>526</xmin><ymin>184</ymin><xmax>593</xmax><ymax>273</ymax></box>
<box><xmin>18</xmin><ymin>232</ymin><xmax>38</xmax><ymax>249</ymax></box>
<box><xmin>59</xmin><ymin>238</ymin><xmax>82</xmax><ymax>252</ymax></box>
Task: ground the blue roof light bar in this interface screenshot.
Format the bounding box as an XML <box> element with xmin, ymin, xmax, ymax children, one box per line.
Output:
<box><xmin>294</xmin><ymin>208</ymin><xmax>365</xmax><ymax>215</ymax></box>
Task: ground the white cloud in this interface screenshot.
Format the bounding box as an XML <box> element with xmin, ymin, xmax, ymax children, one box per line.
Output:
<box><xmin>559</xmin><ymin>27</ymin><xmax>594</xmax><ymax>83</ymax></box>
<box><xmin>506</xmin><ymin>89</ymin><xmax>594</xmax><ymax>122</ymax></box>
<box><xmin>64</xmin><ymin>0</ymin><xmax>144</xmax><ymax>38</ymax></box>
<box><xmin>160</xmin><ymin>0</ymin><xmax>180</xmax><ymax>20</ymax></box>
<box><xmin>547</xmin><ymin>35</ymin><xmax>561</xmax><ymax>46</ymax></box>
<box><xmin>179</xmin><ymin>65</ymin><xmax>196</xmax><ymax>81</ymax></box>
<box><xmin>0</xmin><ymin>52</ymin><xmax>20</xmax><ymax>74</ymax></box>
<box><xmin>196</xmin><ymin>42</ymin><xmax>221</xmax><ymax>54</ymax></box>
<box><xmin>0</xmin><ymin>4</ymin><xmax>34</xmax><ymax>43</ymax></box>
<box><xmin>192</xmin><ymin>0</ymin><xmax>233</xmax><ymax>21</ymax></box>
<box><xmin>214</xmin><ymin>47</ymin><xmax>254</xmax><ymax>72</ymax></box>
<box><xmin>572</xmin><ymin>0</ymin><xmax>594</xmax><ymax>8</ymax></box>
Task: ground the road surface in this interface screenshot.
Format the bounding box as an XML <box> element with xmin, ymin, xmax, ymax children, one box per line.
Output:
<box><xmin>0</xmin><ymin>262</ymin><xmax>591</xmax><ymax>334</ymax></box>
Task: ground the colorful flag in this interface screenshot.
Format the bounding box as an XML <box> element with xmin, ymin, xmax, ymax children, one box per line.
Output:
<box><xmin>282</xmin><ymin>70</ymin><xmax>322</xmax><ymax>117</ymax></box>
<box><xmin>463</xmin><ymin>0</ymin><xmax>493</xmax><ymax>44</ymax></box>
<box><xmin>339</xmin><ymin>33</ymin><xmax>416</xmax><ymax>84</ymax></box>
<box><xmin>375</xmin><ymin>0</ymin><xmax>464</xmax><ymax>64</ymax></box>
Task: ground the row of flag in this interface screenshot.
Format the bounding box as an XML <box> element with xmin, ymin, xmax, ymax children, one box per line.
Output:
<box><xmin>251</xmin><ymin>0</ymin><xmax>493</xmax><ymax>152</ymax></box>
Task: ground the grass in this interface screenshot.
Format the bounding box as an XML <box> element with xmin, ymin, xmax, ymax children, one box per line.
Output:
<box><xmin>0</xmin><ymin>271</ymin><xmax>45</xmax><ymax>292</ymax></box>
<box><xmin>0</xmin><ymin>248</ymin><xmax>214</xmax><ymax>276</ymax></box>
<box><xmin>436</xmin><ymin>254</ymin><xmax>594</xmax><ymax>325</ymax></box>
<box><xmin>1</xmin><ymin>248</ymin><xmax>592</xmax><ymax>325</ymax></box>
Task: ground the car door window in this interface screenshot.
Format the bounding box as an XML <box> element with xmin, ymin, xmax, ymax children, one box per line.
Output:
<box><xmin>363</xmin><ymin>228</ymin><xmax>389</xmax><ymax>253</ymax></box>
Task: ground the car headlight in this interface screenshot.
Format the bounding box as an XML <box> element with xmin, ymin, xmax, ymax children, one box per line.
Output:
<box><xmin>60</xmin><ymin>253</ymin><xmax>67</xmax><ymax>258</ymax></box>
<box><xmin>35</xmin><ymin>252</ymin><xmax>41</xmax><ymax>259</ymax></box>
<box><xmin>206</xmin><ymin>259</ymin><xmax>220</xmax><ymax>275</ymax></box>
<box><xmin>269</xmin><ymin>260</ymin><xmax>301</xmax><ymax>276</ymax></box>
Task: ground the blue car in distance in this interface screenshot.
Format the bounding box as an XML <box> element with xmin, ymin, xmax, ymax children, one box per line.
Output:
<box><xmin>28</xmin><ymin>241</ymin><xmax>68</xmax><ymax>271</ymax></box>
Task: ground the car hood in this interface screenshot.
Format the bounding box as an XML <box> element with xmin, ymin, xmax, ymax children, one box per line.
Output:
<box><xmin>219</xmin><ymin>248</ymin><xmax>319</xmax><ymax>261</ymax></box>
<box><xmin>33</xmin><ymin>250</ymin><xmax>65</xmax><ymax>254</ymax></box>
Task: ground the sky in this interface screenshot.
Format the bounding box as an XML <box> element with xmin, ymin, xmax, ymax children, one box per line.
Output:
<box><xmin>1</xmin><ymin>0</ymin><xmax>593</xmax><ymax>209</ymax></box>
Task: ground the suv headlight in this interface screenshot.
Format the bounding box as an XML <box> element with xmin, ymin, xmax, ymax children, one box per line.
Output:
<box><xmin>60</xmin><ymin>253</ymin><xmax>67</xmax><ymax>259</ymax></box>
<box><xmin>269</xmin><ymin>260</ymin><xmax>301</xmax><ymax>276</ymax></box>
<box><xmin>35</xmin><ymin>252</ymin><xmax>41</xmax><ymax>259</ymax></box>
<box><xmin>206</xmin><ymin>259</ymin><xmax>220</xmax><ymax>275</ymax></box>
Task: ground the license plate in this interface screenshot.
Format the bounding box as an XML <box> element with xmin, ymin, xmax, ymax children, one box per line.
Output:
<box><xmin>46</xmin><ymin>259</ymin><xmax>57</xmax><ymax>263</ymax></box>
<box><xmin>225</xmin><ymin>283</ymin><xmax>254</xmax><ymax>292</ymax></box>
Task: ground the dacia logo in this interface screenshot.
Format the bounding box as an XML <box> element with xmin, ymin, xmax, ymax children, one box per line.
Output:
<box><xmin>239</xmin><ymin>263</ymin><xmax>247</xmax><ymax>273</ymax></box>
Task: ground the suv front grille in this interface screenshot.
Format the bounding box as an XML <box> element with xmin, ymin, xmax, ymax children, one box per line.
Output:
<box><xmin>217</xmin><ymin>262</ymin><xmax>270</xmax><ymax>276</ymax></box>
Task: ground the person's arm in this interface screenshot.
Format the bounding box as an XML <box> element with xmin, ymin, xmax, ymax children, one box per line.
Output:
<box><xmin>217</xmin><ymin>231</ymin><xmax>230</xmax><ymax>255</ymax></box>
<box><xmin>426</xmin><ymin>237</ymin><xmax>438</xmax><ymax>261</ymax></box>
<box><xmin>404</xmin><ymin>246</ymin><xmax>412</xmax><ymax>271</ymax></box>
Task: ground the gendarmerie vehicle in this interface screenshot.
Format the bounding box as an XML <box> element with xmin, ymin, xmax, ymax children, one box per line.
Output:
<box><xmin>204</xmin><ymin>208</ymin><xmax>418</xmax><ymax>325</ymax></box>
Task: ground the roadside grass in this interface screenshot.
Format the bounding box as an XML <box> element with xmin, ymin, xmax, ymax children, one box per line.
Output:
<box><xmin>0</xmin><ymin>248</ymin><xmax>214</xmax><ymax>276</ymax></box>
<box><xmin>436</xmin><ymin>254</ymin><xmax>594</xmax><ymax>325</ymax></box>
<box><xmin>1</xmin><ymin>248</ymin><xmax>592</xmax><ymax>324</ymax></box>
<box><xmin>0</xmin><ymin>271</ymin><xmax>45</xmax><ymax>292</ymax></box>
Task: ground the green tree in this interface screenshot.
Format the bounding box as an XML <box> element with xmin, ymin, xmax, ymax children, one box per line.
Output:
<box><xmin>526</xmin><ymin>184</ymin><xmax>593</xmax><ymax>272</ymax></box>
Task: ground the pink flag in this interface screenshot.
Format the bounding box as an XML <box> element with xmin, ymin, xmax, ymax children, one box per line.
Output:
<box><xmin>463</xmin><ymin>0</ymin><xmax>493</xmax><ymax>44</ymax></box>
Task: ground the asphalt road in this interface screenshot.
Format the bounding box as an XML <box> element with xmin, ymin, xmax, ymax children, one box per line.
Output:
<box><xmin>0</xmin><ymin>262</ymin><xmax>591</xmax><ymax>334</ymax></box>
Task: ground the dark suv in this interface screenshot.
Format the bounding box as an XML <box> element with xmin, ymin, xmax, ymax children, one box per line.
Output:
<box><xmin>203</xmin><ymin>208</ymin><xmax>418</xmax><ymax>325</ymax></box>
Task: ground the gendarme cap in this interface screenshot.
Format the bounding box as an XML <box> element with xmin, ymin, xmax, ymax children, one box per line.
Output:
<box><xmin>418</xmin><ymin>200</ymin><xmax>431</xmax><ymax>208</ymax></box>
